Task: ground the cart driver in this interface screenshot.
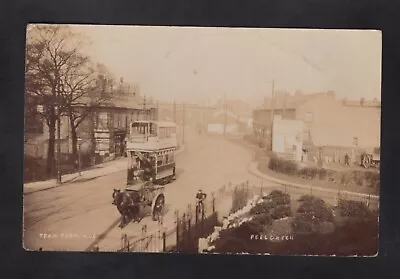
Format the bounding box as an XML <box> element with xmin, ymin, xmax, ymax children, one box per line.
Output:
<box><xmin>196</xmin><ymin>189</ymin><xmax>207</xmax><ymax>206</ymax></box>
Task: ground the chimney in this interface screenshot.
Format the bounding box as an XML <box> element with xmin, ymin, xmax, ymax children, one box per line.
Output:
<box><xmin>327</xmin><ymin>90</ymin><xmax>336</xmax><ymax>99</ymax></box>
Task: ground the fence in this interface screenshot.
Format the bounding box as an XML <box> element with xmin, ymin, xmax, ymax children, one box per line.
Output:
<box><xmin>118</xmin><ymin>184</ymin><xmax>235</xmax><ymax>252</ymax></box>
<box><xmin>240</xmin><ymin>179</ymin><xmax>379</xmax><ymax>211</ymax></box>
<box><xmin>115</xmin><ymin>178</ymin><xmax>379</xmax><ymax>253</ymax></box>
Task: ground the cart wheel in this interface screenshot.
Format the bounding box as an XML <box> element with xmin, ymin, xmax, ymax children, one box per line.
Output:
<box><xmin>152</xmin><ymin>195</ymin><xmax>165</xmax><ymax>221</ymax></box>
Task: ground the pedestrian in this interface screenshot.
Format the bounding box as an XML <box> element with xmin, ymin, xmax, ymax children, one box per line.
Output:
<box><xmin>344</xmin><ymin>153</ymin><xmax>350</xmax><ymax>166</ymax></box>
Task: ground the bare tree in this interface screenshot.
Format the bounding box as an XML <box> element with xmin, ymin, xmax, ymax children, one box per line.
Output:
<box><xmin>65</xmin><ymin>63</ymin><xmax>114</xmax><ymax>164</ymax></box>
<box><xmin>25</xmin><ymin>24</ymin><xmax>94</xmax><ymax>175</ymax></box>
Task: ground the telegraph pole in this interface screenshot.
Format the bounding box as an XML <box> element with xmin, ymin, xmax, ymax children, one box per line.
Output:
<box><xmin>223</xmin><ymin>93</ymin><xmax>227</xmax><ymax>136</ymax></box>
<box><xmin>182</xmin><ymin>103</ymin><xmax>185</xmax><ymax>144</ymax></box>
<box><xmin>143</xmin><ymin>95</ymin><xmax>147</xmax><ymax>120</ymax></box>
<box><xmin>283</xmin><ymin>88</ymin><xmax>287</xmax><ymax>119</ymax></box>
<box><xmin>173</xmin><ymin>100</ymin><xmax>177</xmax><ymax>123</ymax></box>
<box><xmin>57</xmin><ymin>115</ymin><xmax>61</xmax><ymax>183</ymax></box>
<box><xmin>269</xmin><ymin>79</ymin><xmax>275</xmax><ymax>151</ymax></box>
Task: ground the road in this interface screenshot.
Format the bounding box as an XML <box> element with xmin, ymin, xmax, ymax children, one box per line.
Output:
<box><xmin>23</xmin><ymin>127</ymin><xmax>259</xmax><ymax>252</ymax></box>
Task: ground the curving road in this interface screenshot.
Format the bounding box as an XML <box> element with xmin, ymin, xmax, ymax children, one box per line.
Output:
<box><xmin>23</xmin><ymin>127</ymin><xmax>264</xmax><ymax>252</ymax></box>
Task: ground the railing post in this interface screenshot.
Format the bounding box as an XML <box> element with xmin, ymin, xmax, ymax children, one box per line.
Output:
<box><xmin>188</xmin><ymin>213</ymin><xmax>191</xmax><ymax>247</ymax></box>
<box><xmin>212</xmin><ymin>192</ymin><xmax>215</xmax><ymax>213</ymax></box>
<box><xmin>162</xmin><ymin>231</ymin><xmax>166</xmax><ymax>252</ymax></box>
<box><xmin>195</xmin><ymin>202</ymin><xmax>199</xmax><ymax>225</ymax></box>
<box><xmin>175</xmin><ymin>210</ymin><xmax>180</xmax><ymax>251</ymax></box>
<box><xmin>182</xmin><ymin>212</ymin><xmax>186</xmax><ymax>249</ymax></box>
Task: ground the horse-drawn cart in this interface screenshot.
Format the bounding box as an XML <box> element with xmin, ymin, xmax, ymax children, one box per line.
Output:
<box><xmin>112</xmin><ymin>181</ymin><xmax>165</xmax><ymax>228</ymax></box>
<box><xmin>361</xmin><ymin>152</ymin><xmax>380</xmax><ymax>169</ymax></box>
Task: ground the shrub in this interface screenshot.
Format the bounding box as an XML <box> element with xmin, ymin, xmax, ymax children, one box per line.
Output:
<box><xmin>271</xmin><ymin>205</ymin><xmax>292</xmax><ymax>220</ymax></box>
<box><xmin>363</xmin><ymin>171</ymin><xmax>380</xmax><ymax>188</ymax></box>
<box><xmin>297</xmin><ymin>195</ymin><xmax>325</xmax><ymax>206</ymax></box>
<box><xmin>263</xmin><ymin>190</ymin><xmax>291</xmax><ymax>205</ymax></box>
<box><xmin>235</xmin><ymin>220</ymin><xmax>264</xmax><ymax>238</ymax></box>
<box><xmin>351</xmin><ymin>171</ymin><xmax>366</xmax><ymax>186</ymax></box>
<box><xmin>297</xmin><ymin>167</ymin><xmax>318</xmax><ymax>179</ymax></box>
<box><xmin>249</xmin><ymin>201</ymin><xmax>276</xmax><ymax>215</ymax></box>
<box><xmin>318</xmin><ymin>168</ymin><xmax>328</xmax><ymax>180</ymax></box>
<box><xmin>253</xmin><ymin>213</ymin><xmax>273</xmax><ymax>226</ymax></box>
<box><xmin>214</xmin><ymin>236</ymin><xmax>250</xmax><ymax>253</ymax></box>
<box><xmin>340</xmin><ymin>172</ymin><xmax>352</xmax><ymax>185</ymax></box>
<box><xmin>338</xmin><ymin>200</ymin><xmax>374</xmax><ymax>219</ymax></box>
<box><xmin>265</xmin><ymin>190</ymin><xmax>288</xmax><ymax>200</ymax></box>
<box><xmin>292</xmin><ymin>213</ymin><xmax>321</xmax><ymax>234</ymax></box>
<box><xmin>298</xmin><ymin>195</ymin><xmax>324</xmax><ymax>204</ymax></box>
<box><xmin>268</xmin><ymin>157</ymin><xmax>298</xmax><ymax>175</ymax></box>
<box><xmin>271</xmin><ymin>195</ymin><xmax>291</xmax><ymax>206</ymax></box>
<box><xmin>297</xmin><ymin>197</ymin><xmax>333</xmax><ymax>223</ymax></box>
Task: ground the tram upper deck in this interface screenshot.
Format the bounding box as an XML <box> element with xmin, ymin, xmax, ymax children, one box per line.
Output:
<box><xmin>126</xmin><ymin>120</ymin><xmax>178</xmax><ymax>152</ymax></box>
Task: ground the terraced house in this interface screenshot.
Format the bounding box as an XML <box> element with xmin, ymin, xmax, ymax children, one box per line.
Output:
<box><xmin>253</xmin><ymin>91</ymin><xmax>381</xmax><ymax>163</ymax></box>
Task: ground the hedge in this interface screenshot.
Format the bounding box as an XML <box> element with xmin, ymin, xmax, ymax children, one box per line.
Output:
<box><xmin>267</xmin><ymin>156</ymin><xmax>380</xmax><ymax>189</ymax></box>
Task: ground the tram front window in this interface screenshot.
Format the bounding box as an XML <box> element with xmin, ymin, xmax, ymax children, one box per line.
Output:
<box><xmin>131</xmin><ymin>122</ymin><xmax>157</xmax><ymax>137</ymax></box>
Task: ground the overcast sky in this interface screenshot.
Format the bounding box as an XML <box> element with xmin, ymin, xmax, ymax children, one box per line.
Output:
<box><xmin>71</xmin><ymin>25</ymin><xmax>381</xmax><ymax>106</ymax></box>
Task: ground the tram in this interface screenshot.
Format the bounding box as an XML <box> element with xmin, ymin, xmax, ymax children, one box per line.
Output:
<box><xmin>125</xmin><ymin>120</ymin><xmax>178</xmax><ymax>186</ymax></box>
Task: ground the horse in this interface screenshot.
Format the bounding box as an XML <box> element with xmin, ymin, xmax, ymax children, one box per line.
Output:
<box><xmin>112</xmin><ymin>189</ymin><xmax>142</xmax><ymax>228</ymax></box>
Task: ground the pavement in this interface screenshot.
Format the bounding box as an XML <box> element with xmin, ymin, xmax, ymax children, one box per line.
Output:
<box><xmin>23</xmin><ymin>146</ymin><xmax>186</xmax><ymax>195</ymax></box>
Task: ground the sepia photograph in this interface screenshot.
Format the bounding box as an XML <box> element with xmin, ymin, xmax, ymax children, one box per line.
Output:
<box><xmin>23</xmin><ymin>24</ymin><xmax>381</xmax><ymax>256</ymax></box>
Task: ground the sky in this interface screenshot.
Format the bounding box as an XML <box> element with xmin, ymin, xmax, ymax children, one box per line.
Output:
<box><xmin>70</xmin><ymin>25</ymin><xmax>382</xmax><ymax>106</ymax></box>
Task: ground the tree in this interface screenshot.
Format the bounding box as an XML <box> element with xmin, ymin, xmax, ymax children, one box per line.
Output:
<box><xmin>25</xmin><ymin>24</ymin><xmax>100</xmax><ymax>175</ymax></box>
<box><xmin>65</xmin><ymin>63</ymin><xmax>114</xmax><ymax>164</ymax></box>
<box><xmin>25</xmin><ymin>24</ymin><xmax>80</xmax><ymax>175</ymax></box>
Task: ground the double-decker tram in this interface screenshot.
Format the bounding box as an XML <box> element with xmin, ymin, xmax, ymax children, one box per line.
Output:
<box><xmin>125</xmin><ymin>120</ymin><xmax>178</xmax><ymax>186</ymax></box>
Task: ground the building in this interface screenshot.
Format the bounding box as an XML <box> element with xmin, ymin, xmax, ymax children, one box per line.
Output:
<box><xmin>253</xmin><ymin>91</ymin><xmax>381</xmax><ymax>163</ymax></box>
<box><xmin>210</xmin><ymin>99</ymin><xmax>253</xmax><ymax>135</ymax></box>
<box><xmin>272</xmin><ymin>116</ymin><xmax>303</xmax><ymax>161</ymax></box>
<box><xmin>24</xmin><ymin>93</ymin><xmax>157</xmax><ymax>164</ymax></box>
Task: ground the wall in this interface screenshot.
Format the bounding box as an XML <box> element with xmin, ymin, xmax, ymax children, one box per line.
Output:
<box><xmin>296</xmin><ymin>95</ymin><xmax>381</xmax><ymax>149</ymax></box>
<box><xmin>207</xmin><ymin>124</ymin><xmax>238</xmax><ymax>135</ymax></box>
<box><xmin>272</xmin><ymin>116</ymin><xmax>303</xmax><ymax>161</ymax></box>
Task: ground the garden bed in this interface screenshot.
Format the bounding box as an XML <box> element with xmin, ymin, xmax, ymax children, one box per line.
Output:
<box><xmin>207</xmin><ymin>191</ymin><xmax>378</xmax><ymax>256</ymax></box>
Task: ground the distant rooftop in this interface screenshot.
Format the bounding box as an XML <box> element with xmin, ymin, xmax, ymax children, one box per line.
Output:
<box><xmin>257</xmin><ymin>91</ymin><xmax>381</xmax><ymax>110</ymax></box>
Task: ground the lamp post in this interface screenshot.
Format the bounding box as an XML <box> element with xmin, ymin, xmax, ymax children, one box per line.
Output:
<box><xmin>56</xmin><ymin>105</ymin><xmax>62</xmax><ymax>184</ymax></box>
<box><xmin>36</xmin><ymin>105</ymin><xmax>44</xmax><ymax>182</ymax></box>
<box><xmin>182</xmin><ymin>103</ymin><xmax>185</xmax><ymax>144</ymax></box>
<box><xmin>78</xmin><ymin>140</ymin><xmax>82</xmax><ymax>176</ymax></box>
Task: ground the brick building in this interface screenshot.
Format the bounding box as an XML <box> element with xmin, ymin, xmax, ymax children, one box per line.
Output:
<box><xmin>253</xmin><ymin>91</ymin><xmax>381</xmax><ymax>163</ymax></box>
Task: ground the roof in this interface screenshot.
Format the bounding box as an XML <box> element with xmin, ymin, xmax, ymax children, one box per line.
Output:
<box><xmin>215</xmin><ymin>99</ymin><xmax>252</xmax><ymax>117</ymax></box>
<box><xmin>133</xmin><ymin>120</ymin><xmax>177</xmax><ymax>128</ymax></box>
<box><xmin>73</xmin><ymin>95</ymin><xmax>156</xmax><ymax>110</ymax></box>
<box><xmin>257</xmin><ymin>92</ymin><xmax>327</xmax><ymax>111</ymax></box>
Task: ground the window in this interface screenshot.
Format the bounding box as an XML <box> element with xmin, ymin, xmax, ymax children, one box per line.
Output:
<box><xmin>353</xmin><ymin>137</ymin><xmax>358</xmax><ymax>146</ymax></box>
<box><xmin>150</xmin><ymin>123</ymin><xmax>157</xmax><ymax>136</ymax></box>
<box><xmin>159</xmin><ymin>127</ymin><xmax>166</xmax><ymax>139</ymax></box>
<box><xmin>305</xmin><ymin>112</ymin><xmax>313</xmax><ymax>122</ymax></box>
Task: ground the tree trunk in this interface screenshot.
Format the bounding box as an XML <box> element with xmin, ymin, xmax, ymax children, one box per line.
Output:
<box><xmin>69</xmin><ymin>113</ymin><xmax>78</xmax><ymax>165</ymax></box>
<box><xmin>90</xmin><ymin>112</ymin><xmax>97</xmax><ymax>161</ymax></box>
<box><xmin>46</xmin><ymin>115</ymin><xmax>56</xmax><ymax>177</ymax></box>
